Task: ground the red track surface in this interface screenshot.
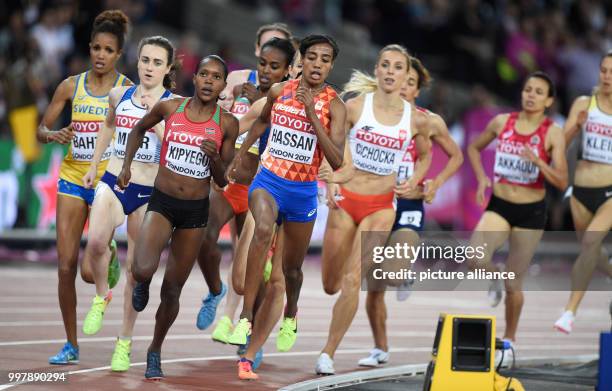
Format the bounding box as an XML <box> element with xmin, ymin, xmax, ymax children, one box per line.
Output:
<box><xmin>0</xmin><ymin>259</ymin><xmax>608</xmax><ymax>390</ymax></box>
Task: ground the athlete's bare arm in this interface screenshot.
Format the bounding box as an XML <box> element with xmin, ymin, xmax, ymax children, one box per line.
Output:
<box><xmin>468</xmin><ymin>113</ymin><xmax>508</xmax><ymax>205</ymax></box>
<box><xmin>37</xmin><ymin>76</ymin><xmax>77</xmax><ymax>144</ymax></box>
<box><xmin>305</xmin><ymin>94</ymin><xmax>346</xmax><ymax>170</ymax></box>
<box><xmin>206</xmin><ymin>112</ymin><xmax>238</xmax><ymax>188</ymax></box>
<box><xmin>563</xmin><ymin>96</ymin><xmax>590</xmax><ymax>147</ymax></box>
<box><xmin>522</xmin><ymin>124</ymin><xmax>568</xmax><ymax>190</ymax></box>
<box><xmin>239</xmin><ymin>97</ymin><xmax>266</xmax><ymax>134</ymax></box>
<box><xmin>427</xmin><ymin>113</ymin><xmax>463</xmax><ymax>200</ymax></box>
<box><xmin>219</xmin><ymin>69</ymin><xmax>251</xmax><ymax>111</ymax></box>
<box><xmin>118</xmin><ymin>98</ymin><xmax>180</xmax><ymax>188</ymax></box>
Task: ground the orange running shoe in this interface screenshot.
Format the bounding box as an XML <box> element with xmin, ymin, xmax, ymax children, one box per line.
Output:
<box><xmin>238</xmin><ymin>358</ymin><xmax>258</xmax><ymax>380</ymax></box>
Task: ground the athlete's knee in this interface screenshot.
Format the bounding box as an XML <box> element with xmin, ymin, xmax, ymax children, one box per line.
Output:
<box><xmin>268</xmin><ymin>275</ymin><xmax>285</xmax><ymax>299</ymax></box>
<box><xmin>80</xmin><ymin>266</ymin><xmax>94</xmax><ymax>284</ymax></box>
<box><xmin>580</xmin><ymin>231</ymin><xmax>604</xmax><ymax>251</ymax></box>
<box><xmin>58</xmin><ymin>262</ymin><xmax>78</xmax><ymax>281</ymax></box>
<box><xmin>132</xmin><ymin>262</ymin><xmax>153</xmax><ymax>283</ymax></box>
<box><xmin>160</xmin><ymin>283</ymin><xmax>183</xmax><ymax>304</ymax></box>
<box><xmin>323</xmin><ymin>278</ymin><xmax>341</xmax><ymax>295</ymax></box>
<box><xmin>86</xmin><ymin>236</ymin><xmax>109</xmax><ymax>258</ymax></box>
<box><xmin>341</xmin><ymin>270</ymin><xmax>361</xmax><ymax>294</ymax></box>
<box><xmin>282</xmin><ymin>264</ymin><xmax>303</xmax><ymax>284</ymax></box>
<box><xmin>253</xmin><ymin>220</ymin><xmax>275</xmax><ymax>244</ymax></box>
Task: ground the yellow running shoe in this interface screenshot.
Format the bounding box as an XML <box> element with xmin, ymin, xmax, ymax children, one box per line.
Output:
<box><xmin>276</xmin><ymin>317</ymin><xmax>297</xmax><ymax>352</ymax></box>
<box><xmin>110</xmin><ymin>338</ymin><xmax>131</xmax><ymax>372</ymax></box>
<box><xmin>212</xmin><ymin>316</ymin><xmax>233</xmax><ymax>344</ymax></box>
<box><xmin>83</xmin><ymin>292</ymin><xmax>112</xmax><ymax>335</ymax></box>
<box><xmin>228</xmin><ymin>318</ymin><xmax>251</xmax><ymax>346</ymax></box>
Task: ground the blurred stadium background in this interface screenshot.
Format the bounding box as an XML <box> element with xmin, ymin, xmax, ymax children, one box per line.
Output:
<box><xmin>0</xmin><ymin>0</ymin><xmax>611</xmax><ymax>249</ymax></box>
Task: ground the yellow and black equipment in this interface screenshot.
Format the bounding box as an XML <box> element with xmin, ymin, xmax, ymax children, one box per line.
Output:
<box><xmin>423</xmin><ymin>313</ymin><xmax>496</xmax><ymax>391</ymax></box>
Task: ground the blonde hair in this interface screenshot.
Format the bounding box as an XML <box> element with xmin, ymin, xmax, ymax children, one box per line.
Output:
<box><xmin>343</xmin><ymin>44</ymin><xmax>411</xmax><ymax>95</ymax></box>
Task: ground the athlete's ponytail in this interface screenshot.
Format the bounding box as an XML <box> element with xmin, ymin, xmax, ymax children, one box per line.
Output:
<box><xmin>91</xmin><ymin>10</ymin><xmax>130</xmax><ymax>51</ymax></box>
<box><xmin>343</xmin><ymin>70</ymin><xmax>378</xmax><ymax>95</ymax></box>
<box><xmin>138</xmin><ymin>35</ymin><xmax>179</xmax><ymax>90</ymax></box>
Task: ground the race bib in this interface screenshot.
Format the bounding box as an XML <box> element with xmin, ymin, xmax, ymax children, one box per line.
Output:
<box><xmin>494</xmin><ymin>142</ymin><xmax>540</xmax><ymax>185</ymax></box>
<box><xmin>266</xmin><ymin>124</ymin><xmax>317</xmax><ymax>164</ymax></box>
<box><xmin>582</xmin><ymin>121</ymin><xmax>612</xmax><ymax>164</ymax></box>
<box><xmin>71</xmin><ymin>121</ymin><xmax>112</xmax><ymax>161</ymax></box>
<box><xmin>164</xmin><ymin>141</ymin><xmax>210</xmax><ymax>179</ymax></box>
<box><xmin>114</xmin><ymin>127</ymin><xmax>159</xmax><ymax>163</ymax></box>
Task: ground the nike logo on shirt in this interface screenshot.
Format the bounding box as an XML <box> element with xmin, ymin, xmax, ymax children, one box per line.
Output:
<box><xmin>137</xmin><ymin>193</ymin><xmax>150</xmax><ymax>198</ymax></box>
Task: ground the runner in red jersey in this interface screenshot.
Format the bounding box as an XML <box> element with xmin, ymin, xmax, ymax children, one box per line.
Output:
<box><xmin>116</xmin><ymin>55</ymin><xmax>238</xmax><ymax>380</ymax></box>
<box><xmin>467</xmin><ymin>72</ymin><xmax>568</xmax><ymax>366</ymax></box>
<box><xmin>226</xmin><ymin>34</ymin><xmax>347</xmax><ymax>380</ymax></box>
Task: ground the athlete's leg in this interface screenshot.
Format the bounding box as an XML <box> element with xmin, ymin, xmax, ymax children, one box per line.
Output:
<box><xmin>567</xmin><ymin>198</ymin><xmax>612</xmax><ymax>313</ymax></box>
<box><xmin>56</xmin><ymin>194</ymin><xmax>89</xmax><ymax>347</ymax></box>
<box><xmin>232</xmin><ymin>210</ymin><xmax>255</xmax><ymax>294</ymax></box>
<box><xmin>197</xmin><ymin>190</ymin><xmax>234</xmax><ymax>295</ymax></box>
<box><xmin>120</xmin><ymin>204</ymin><xmax>147</xmax><ymax>338</ymax></box>
<box><xmin>149</xmin><ymin>227</ymin><xmax>206</xmax><ymax>353</ymax></box>
<box><xmin>244</xmin><ymin>230</ymin><xmax>286</xmax><ymax>360</ymax></box>
<box><xmin>322</xmin><ymin>208</ymin><xmax>395</xmax><ymax>358</ymax></box>
<box><xmin>84</xmin><ymin>189</ymin><xmax>125</xmax><ymax>296</ymax></box>
<box><xmin>503</xmin><ymin>227</ymin><xmax>543</xmax><ymax>342</ymax></box>
<box><xmin>282</xmin><ymin>219</ymin><xmax>316</xmax><ymax>319</ymax></box>
<box><xmin>238</xmin><ymin>189</ymin><xmax>278</xmax><ymax>321</ymax></box>
<box><xmin>366</xmin><ymin>228</ymin><xmax>420</xmax><ymax>354</ymax></box>
<box><xmin>468</xmin><ymin>212</ymin><xmax>512</xmax><ymax>272</ymax></box>
<box><xmin>321</xmin><ymin>207</ymin><xmax>357</xmax><ymax>295</ymax></box>
<box><xmin>132</xmin><ymin>211</ymin><xmax>173</xmax><ymax>283</ymax></box>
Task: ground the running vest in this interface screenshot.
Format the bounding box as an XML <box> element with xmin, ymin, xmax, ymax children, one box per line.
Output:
<box><xmin>348</xmin><ymin>93</ymin><xmax>411</xmax><ymax>176</ymax></box>
<box><xmin>232</xmin><ymin>70</ymin><xmax>259</xmax><ymax>154</ymax></box>
<box><xmin>59</xmin><ymin>71</ymin><xmax>127</xmax><ymax>184</ymax></box>
<box><xmin>493</xmin><ymin>112</ymin><xmax>552</xmax><ymax>189</ymax></box>
<box><xmin>159</xmin><ymin>98</ymin><xmax>223</xmax><ymax>179</ymax></box>
<box><xmin>261</xmin><ymin>79</ymin><xmax>337</xmax><ymax>182</ymax></box>
<box><xmin>581</xmin><ymin>95</ymin><xmax>612</xmax><ymax>164</ymax></box>
<box><xmin>113</xmin><ymin>86</ymin><xmax>171</xmax><ymax>163</ymax></box>
<box><xmin>396</xmin><ymin>106</ymin><xmax>428</xmax><ymax>183</ymax></box>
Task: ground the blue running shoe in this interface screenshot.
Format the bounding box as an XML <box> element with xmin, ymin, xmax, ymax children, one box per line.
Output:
<box><xmin>144</xmin><ymin>351</ymin><xmax>164</xmax><ymax>380</ymax></box>
<box><xmin>252</xmin><ymin>347</ymin><xmax>263</xmax><ymax>370</ymax></box>
<box><xmin>132</xmin><ymin>280</ymin><xmax>150</xmax><ymax>312</ymax></box>
<box><xmin>196</xmin><ymin>282</ymin><xmax>227</xmax><ymax>330</ymax></box>
<box><xmin>49</xmin><ymin>342</ymin><xmax>79</xmax><ymax>365</ymax></box>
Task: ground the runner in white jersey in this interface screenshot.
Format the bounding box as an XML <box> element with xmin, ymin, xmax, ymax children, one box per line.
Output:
<box><xmin>356</xmin><ymin>56</ymin><xmax>464</xmax><ymax>369</ymax></box>
<box><xmin>555</xmin><ymin>51</ymin><xmax>612</xmax><ymax>334</ymax></box>
<box><xmin>315</xmin><ymin>45</ymin><xmax>432</xmax><ymax>375</ymax></box>
<box><xmin>80</xmin><ymin>36</ymin><xmax>176</xmax><ymax>372</ymax></box>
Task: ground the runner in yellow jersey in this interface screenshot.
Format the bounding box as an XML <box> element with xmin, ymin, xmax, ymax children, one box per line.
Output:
<box><xmin>36</xmin><ymin>10</ymin><xmax>132</xmax><ymax>365</ymax></box>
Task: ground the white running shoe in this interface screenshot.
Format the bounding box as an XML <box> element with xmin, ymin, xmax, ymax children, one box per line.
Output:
<box><xmin>554</xmin><ymin>310</ymin><xmax>575</xmax><ymax>334</ymax></box>
<box><xmin>396</xmin><ymin>279</ymin><xmax>414</xmax><ymax>302</ymax></box>
<box><xmin>494</xmin><ymin>339</ymin><xmax>515</xmax><ymax>369</ymax></box>
<box><xmin>315</xmin><ymin>353</ymin><xmax>335</xmax><ymax>375</ymax></box>
<box><xmin>358</xmin><ymin>348</ymin><xmax>389</xmax><ymax>367</ymax></box>
<box><xmin>488</xmin><ymin>278</ymin><xmax>503</xmax><ymax>307</ymax></box>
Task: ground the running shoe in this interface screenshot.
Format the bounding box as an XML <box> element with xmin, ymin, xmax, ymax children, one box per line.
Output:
<box><xmin>554</xmin><ymin>310</ymin><xmax>575</xmax><ymax>334</ymax></box>
<box><xmin>276</xmin><ymin>317</ymin><xmax>297</xmax><ymax>352</ymax></box>
<box><xmin>238</xmin><ymin>358</ymin><xmax>258</xmax><ymax>380</ymax></box>
<box><xmin>212</xmin><ymin>315</ymin><xmax>233</xmax><ymax>344</ymax></box>
<box><xmin>315</xmin><ymin>353</ymin><xmax>335</xmax><ymax>375</ymax></box>
<box><xmin>488</xmin><ymin>278</ymin><xmax>503</xmax><ymax>307</ymax></box>
<box><xmin>358</xmin><ymin>348</ymin><xmax>389</xmax><ymax>367</ymax></box>
<box><xmin>494</xmin><ymin>339</ymin><xmax>515</xmax><ymax>369</ymax></box>
<box><xmin>107</xmin><ymin>239</ymin><xmax>120</xmax><ymax>289</ymax></box>
<box><xmin>110</xmin><ymin>338</ymin><xmax>131</xmax><ymax>372</ymax></box>
<box><xmin>228</xmin><ymin>318</ymin><xmax>252</xmax><ymax>346</ymax></box>
<box><xmin>132</xmin><ymin>280</ymin><xmax>150</xmax><ymax>312</ymax></box>
<box><xmin>396</xmin><ymin>279</ymin><xmax>414</xmax><ymax>302</ymax></box>
<box><xmin>83</xmin><ymin>291</ymin><xmax>112</xmax><ymax>335</ymax></box>
<box><xmin>197</xmin><ymin>282</ymin><xmax>227</xmax><ymax>330</ymax></box>
<box><xmin>253</xmin><ymin>347</ymin><xmax>263</xmax><ymax>370</ymax></box>
<box><xmin>144</xmin><ymin>351</ymin><xmax>164</xmax><ymax>380</ymax></box>
<box><xmin>48</xmin><ymin>342</ymin><xmax>79</xmax><ymax>365</ymax></box>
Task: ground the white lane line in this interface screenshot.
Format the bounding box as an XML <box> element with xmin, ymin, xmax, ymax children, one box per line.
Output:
<box><xmin>0</xmin><ymin>330</ymin><xmax>599</xmax><ymax>347</ymax></box>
